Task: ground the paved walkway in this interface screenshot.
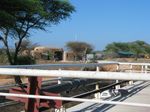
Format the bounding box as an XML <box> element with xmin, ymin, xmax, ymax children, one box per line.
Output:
<box><xmin>67</xmin><ymin>81</ymin><xmax>150</xmax><ymax>112</ymax></box>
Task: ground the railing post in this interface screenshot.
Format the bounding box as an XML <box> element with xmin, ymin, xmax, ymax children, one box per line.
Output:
<box><xmin>129</xmin><ymin>64</ymin><xmax>133</xmax><ymax>85</ymax></box>
<box><xmin>57</xmin><ymin>68</ymin><xmax>66</xmax><ymax>112</ymax></box>
<box><xmin>58</xmin><ymin>68</ymin><xmax>62</xmax><ymax>84</ymax></box>
<box><xmin>116</xmin><ymin>64</ymin><xmax>119</xmax><ymax>72</ymax></box>
<box><xmin>145</xmin><ymin>65</ymin><xmax>148</xmax><ymax>73</ymax></box>
<box><xmin>25</xmin><ymin>77</ymin><xmax>42</xmax><ymax>112</ymax></box>
<box><xmin>141</xmin><ymin>65</ymin><xmax>144</xmax><ymax>73</ymax></box>
<box><xmin>94</xmin><ymin>84</ymin><xmax>101</xmax><ymax>99</ymax></box>
<box><xmin>63</xmin><ymin>51</ymin><xmax>67</xmax><ymax>62</ymax></box>
<box><xmin>115</xmin><ymin>64</ymin><xmax>120</xmax><ymax>89</ymax></box>
<box><xmin>115</xmin><ymin>80</ymin><xmax>120</xmax><ymax>89</ymax></box>
<box><xmin>96</xmin><ymin>66</ymin><xmax>100</xmax><ymax>72</ymax></box>
<box><xmin>94</xmin><ymin>66</ymin><xmax>101</xmax><ymax>99</ymax></box>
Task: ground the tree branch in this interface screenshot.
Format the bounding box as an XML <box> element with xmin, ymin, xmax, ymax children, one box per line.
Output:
<box><xmin>1</xmin><ymin>29</ymin><xmax>13</xmax><ymax>64</ymax></box>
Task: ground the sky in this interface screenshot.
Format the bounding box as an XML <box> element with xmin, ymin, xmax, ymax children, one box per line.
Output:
<box><xmin>30</xmin><ymin>0</ymin><xmax>150</xmax><ymax>50</ymax></box>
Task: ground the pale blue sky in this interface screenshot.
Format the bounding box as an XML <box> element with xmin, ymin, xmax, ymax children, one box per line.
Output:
<box><xmin>30</xmin><ymin>0</ymin><xmax>150</xmax><ymax>50</ymax></box>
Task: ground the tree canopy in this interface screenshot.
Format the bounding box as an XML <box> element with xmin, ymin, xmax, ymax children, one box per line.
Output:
<box><xmin>0</xmin><ymin>0</ymin><xmax>75</xmax><ymax>64</ymax></box>
<box><xmin>0</xmin><ymin>0</ymin><xmax>75</xmax><ymax>84</ymax></box>
<box><xmin>104</xmin><ymin>40</ymin><xmax>150</xmax><ymax>58</ymax></box>
<box><xmin>66</xmin><ymin>41</ymin><xmax>93</xmax><ymax>60</ymax></box>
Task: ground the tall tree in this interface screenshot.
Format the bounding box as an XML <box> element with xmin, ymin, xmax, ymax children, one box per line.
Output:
<box><xmin>0</xmin><ymin>0</ymin><xmax>75</xmax><ymax>84</ymax></box>
<box><xmin>66</xmin><ymin>41</ymin><xmax>93</xmax><ymax>61</ymax></box>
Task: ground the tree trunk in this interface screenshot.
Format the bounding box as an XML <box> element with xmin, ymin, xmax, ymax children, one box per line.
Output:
<box><xmin>1</xmin><ymin>30</ymin><xmax>23</xmax><ymax>85</ymax></box>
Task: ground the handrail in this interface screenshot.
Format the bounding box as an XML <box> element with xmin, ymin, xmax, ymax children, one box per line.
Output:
<box><xmin>98</xmin><ymin>61</ymin><xmax>150</xmax><ymax>66</ymax></box>
<box><xmin>0</xmin><ymin>92</ymin><xmax>150</xmax><ymax>107</ymax></box>
<box><xmin>0</xmin><ymin>61</ymin><xmax>150</xmax><ymax>69</ymax></box>
<box><xmin>0</xmin><ymin>68</ymin><xmax>150</xmax><ymax>81</ymax></box>
<box><xmin>0</xmin><ymin>62</ymin><xmax>150</xmax><ymax>109</ymax></box>
<box><xmin>0</xmin><ymin>63</ymin><xmax>118</xmax><ymax>69</ymax></box>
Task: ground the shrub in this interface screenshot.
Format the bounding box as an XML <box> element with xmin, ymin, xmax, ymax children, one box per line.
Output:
<box><xmin>0</xmin><ymin>54</ymin><xmax>8</xmax><ymax>64</ymax></box>
<box><xmin>16</xmin><ymin>56</ymin><xmax>35</xmax><ymax>65</ymax></box>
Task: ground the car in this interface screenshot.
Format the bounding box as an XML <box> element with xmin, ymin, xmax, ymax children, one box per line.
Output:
<box><xmin>100</xmin><ymin>89</ymin><xmax>120</xmax><ymax>99</ymax></box>
<box><xmin>100</xmin><ymin>90</ymin><xmax>113</xmax><ymax>99</ymax></box>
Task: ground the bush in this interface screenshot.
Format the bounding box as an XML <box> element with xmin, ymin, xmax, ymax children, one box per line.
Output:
<box><xmin>16</xmin><ymin>56</ymin><xmax>36</xmax><ymax>65</ymax></box>
<box><xmin>0</xmin><ymin>54</ymin><xmax>8</xmax><ymax>64</ymax></box>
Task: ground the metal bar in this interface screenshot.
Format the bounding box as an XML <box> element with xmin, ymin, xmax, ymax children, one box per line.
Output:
<box><xmin>42</xmin><ymin>79</ymin><xmax>98</xmax><ymax>93</ymax></box>
<box><xmin>119</xmin><ymin>62</ymin><xmax>150</xmax><ymax>66</ymax></box>
<box><xmin>25</xmin><ymin>77</ymin><xmax>42</xmax><ymax>112</ymax></box>
<box><xmin>98</xmin><ymin>61</ymin><xmax>150</xmax><ymax>66</ymax></box>
<box><xmin>0</xmin><ymin>63</ymin><xmax>118</xmax><ymax>69</ymax></box>
<box><xmin>70</xmin><ymin>81</ymin><xmax>127</xmax><ymax>99</ymax></box>
<box><xmin>0</xmin><ymin>92</ymin><xmax>150</xmax><ymax>108</ymax></box>
<box><xmin>1</xmin><ymin>62</ymin><xmax>150</xmax><ymax>69</ymax></box>
<box><xmin>0</xmin><ymin>68</ymin><xmax>150</xmax><ymax>81</ymax></box>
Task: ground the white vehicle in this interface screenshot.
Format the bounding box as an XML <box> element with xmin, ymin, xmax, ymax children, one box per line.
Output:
<box><xmin>100</xmin><ymin>90</ymin><xmax>113</xmax><ymax>99</ymax></box>
<box><xmin>100</xmin><ymin>89</ymin><xmax>120</xmax><ymax>99</ymax></box>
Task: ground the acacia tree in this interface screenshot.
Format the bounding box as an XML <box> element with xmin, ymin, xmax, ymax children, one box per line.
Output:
<box><xmin>129</xmin><ymin>41</ymin><xmax>148</xmax><ymax>59</ymax></box>
<box><xmin>66</xmin><ymin>41</ymin><xmax>93</xmax><ymax>61</ymax></box>
<box><xmin>104</xmin><ymin>42</ymin><xmax>130</xmax><ymax>53</ymax></box>
<box><xmin>104</xmin><ymin>40</ymin><xmax>150</xmax><ymax>59</ymax></box>
<box><xmin>0</xmin><ymin>0</ymin><xmax>75</xmax><ymax>84</ymax></box>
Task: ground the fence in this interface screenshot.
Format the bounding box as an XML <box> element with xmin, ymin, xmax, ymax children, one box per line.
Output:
<box><xmin>0</xmin><ymin>61</ymin><xmax>150</xmax><ymax>112</ymax></box>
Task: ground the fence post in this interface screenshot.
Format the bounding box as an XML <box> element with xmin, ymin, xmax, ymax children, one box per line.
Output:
<box><xmin>57</xmin><ymin>68</ymin><xmax>66</xmax><ymax>112</ymax></box>
<box><xmin>63</xmin><ymin>51</ymin><xmax>67</xmax><ymax>62</ymax></box>
<box><xmin>25</xmin><ymin>77</ymin><xmax>42</xmax><ymax>112</ymax></box>
<box><xmin>141</xmin><ymin>65</ymin><xmax>144</xmax><ymax>73</ymax></box>
<box><xmin>116</xmin><ymin>64</ymin><xmax>119</xmax><ymax>72</ymax></box>
<box><xmin>96</xmin><ymin>66</ymin><xmax>100</xmax><ymax>72</ymax></box>
<box><xmin>58</xmin><ymin>68</ymin><xmax>62</xmax><ymax>84</ymax></box>
<box><xmin>94</xmin><ymin>84</ymin><xmax>101</xmax><ymax>99</ymax></box>
<box><xmin>115</xmin><ymin>64</ymin><xmax>120</xmax><ymax>89</ymax></box>
<box><xmin>94</xmin><ymin>66</ymin><xmax>101</xmax><ymax>99</ymax></box>
<box><xmin>129</xmin><ymin>64</ymin><xmax>133</xmax><ymax>85</ymax></box>
<box><xmin>145</xmin><ymin>65</ymin><xmax>148</xmax><ymax>73</ymax></box>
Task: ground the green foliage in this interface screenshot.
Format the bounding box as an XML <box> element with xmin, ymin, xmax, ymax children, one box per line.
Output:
<box><xmin>0</xmin><ymin>0</ymin><xmax>75</xmax><ymax>84</ymax></box>
<box><xmin>66</xmin><ymin>41</ymin><xmax>93</xmax><ymax>60</ymax></box>
<box><xmin>66</xmin><ymin>41</ymin><xmax>93</xmax><ymax>53</ymax></box>
<box><xmin>104</xmin><ymin>40</ymin><xmax>150</xmax><ymax>58</ymax></box>
<box><xmin>47</xmin><ymin>51</ymin><xmax>53</xmax><ymax>60</ymax></box>
<box><xmin>0</xmin><ymin>54</ymin><xmax>7</xmax><ymax>64</ymax></box>
<box><xmin>16</xmin><ymin>55</ymin><xmax>35</xmax><ymax>65</ymax></box>
<box><xmin>105</xmin><ymin>42</ymin><xmax>130</xmax><ymax>53</ymax></box>
<box><xmin>0</xmin><ymin>0</ymin><xmax>75</xmax><ymax>65</ymax></box>
<box><xmin>0</xmin><ymin>0</ymin><xmax>42</xmax><ymax>29</ymax></box>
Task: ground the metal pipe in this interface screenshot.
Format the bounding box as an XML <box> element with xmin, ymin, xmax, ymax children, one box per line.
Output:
<box><xmin>70</xmin><ymin>81</ymin><xmax>127</xmax><ymax>98</ymax></box>
<box><xmin>0</xmin><ymin>63</ymin><xmax>118</xmax><ymax>69</ymax></box>
<box><xmin>1</xmin><ymin>62</ymin><xmax>149</xmax><ymax>69</ymax></box>
<box><xmin>0</xmin><ymin>68</ymin><xmax>150</xmax><ymax>81</ymax></box>
<box><xmin>0</xmin><ymin>92</ymin><xmax>150</xmax><ymax>107</ymax></box>
<box><xmin>42</xmin><ymin>79</ymin><xmax>97</xmax><ymax>93</ymax></box>
<box><xmin>119</xmin><ymin>62</ymin><xmax>150</xmax><ymax>66</ymax></box>
<box><xmin>98</xmin><ymin>61</ymin><xmax>150</xmax><ymax>66</ymax></box>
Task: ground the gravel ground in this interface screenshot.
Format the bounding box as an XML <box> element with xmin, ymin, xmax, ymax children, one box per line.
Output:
<box><xmin>0</xmin><ymin>103</ymin><xmax>24</xmax><ymax>112</ymax></box>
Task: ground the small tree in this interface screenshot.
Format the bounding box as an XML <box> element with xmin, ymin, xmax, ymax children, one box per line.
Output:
<box><xmin>66</xmin><ymin>41</ymin><xmax>93</xmax><ymax>61</ymax></box>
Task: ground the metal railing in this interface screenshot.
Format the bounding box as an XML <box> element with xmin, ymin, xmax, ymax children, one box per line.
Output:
<box><xmin>0</xmin><ymin>62</ymin><xmax>150</xmax><ymax>109</ymax></box>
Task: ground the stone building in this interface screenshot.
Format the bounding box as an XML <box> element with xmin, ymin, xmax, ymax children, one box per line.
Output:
<box><xmin>31</xmin><ymin>46</ymin><xmax>63</xmax><ymax>61</ymax></box>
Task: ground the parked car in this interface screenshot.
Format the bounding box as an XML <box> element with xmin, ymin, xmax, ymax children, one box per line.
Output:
<box><xmin>100</xmin><ymin>89</ymin><xmax>120</xmax><ymax>99</ymax></box>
